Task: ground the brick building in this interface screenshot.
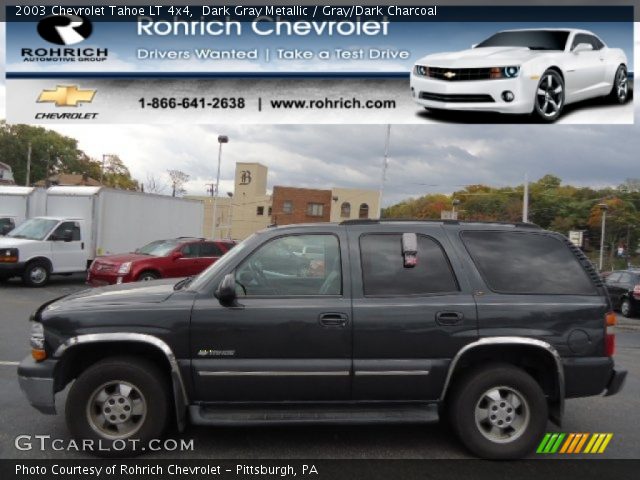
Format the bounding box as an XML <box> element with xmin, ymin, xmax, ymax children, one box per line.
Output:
<box><xmin>271</xmin><ymin>186</ymin><xmax>332</xmax><ymax>225</ymax></box>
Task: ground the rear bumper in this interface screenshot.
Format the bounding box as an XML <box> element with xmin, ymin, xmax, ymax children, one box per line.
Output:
<box><xmin>17</xmin><ymin>356</ymin><xmax>58</xmax><ymax>414</ymax></box>
<box><xmin>563</xmin><ymin>356</ymin><xmax>626</xmax><ymax>398</ymax></box>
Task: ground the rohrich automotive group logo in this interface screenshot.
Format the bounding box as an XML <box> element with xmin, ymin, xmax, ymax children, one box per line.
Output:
<box><xmin>21</xmin><ymin>15</ymin><xmax>108</xmax><ymax>63</ymax></box>
<box><xmin>37</xmin><ymin>15</ymin><xmax>92</xmax><ymax>45</ymax></box>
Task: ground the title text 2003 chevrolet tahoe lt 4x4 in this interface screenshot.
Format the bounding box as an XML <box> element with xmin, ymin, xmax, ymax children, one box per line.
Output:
<box><xmin>18</xmin><ymin>220</ymin><xmax>626</xmax><ymax>459</ymax></box>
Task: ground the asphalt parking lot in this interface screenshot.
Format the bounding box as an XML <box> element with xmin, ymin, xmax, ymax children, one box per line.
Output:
<box><xmin>0</xmin><ymin>275</ymin><xmax>638</xmax><ymax>459</ymax></box>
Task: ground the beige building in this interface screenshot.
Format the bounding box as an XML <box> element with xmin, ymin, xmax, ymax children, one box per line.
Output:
<box><xmin>329</xmin><ymin>187</ymin><xmax>381</xmax><ymax>222</ymax></box>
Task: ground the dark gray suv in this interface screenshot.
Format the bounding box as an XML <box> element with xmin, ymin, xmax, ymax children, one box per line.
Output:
<box><xmin>18</xmin><ymin>220</ymin><xmax>626</xmax><ymax>458</ymax></box>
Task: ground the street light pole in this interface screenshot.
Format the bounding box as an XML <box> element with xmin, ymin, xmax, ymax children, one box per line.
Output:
<box><xmin>211</xmin><ymin>135</ymin><xmax>229</xmax><ymax>240</ymax></box>
<box><xmin>598</xmin><ymin>203</ymin><xmax>608</xmax><ymax>271</ymax></box>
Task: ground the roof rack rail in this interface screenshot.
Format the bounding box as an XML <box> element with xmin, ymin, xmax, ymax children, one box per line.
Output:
<box><xmin>339</xmin><ymin>218</ymin><xmax>540</xmax><ymax>228</ymax></box>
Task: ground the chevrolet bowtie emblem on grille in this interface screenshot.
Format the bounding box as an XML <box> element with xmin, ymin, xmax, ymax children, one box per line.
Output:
<box><xmin>37</xmin><ymin>85</ymin><xmax>96</xmax><ymax>107</ymax></box>
<box><xmin>444</xmin><ymin>71</ymin><xmax>457</xmax><ymax>79</ymax></box>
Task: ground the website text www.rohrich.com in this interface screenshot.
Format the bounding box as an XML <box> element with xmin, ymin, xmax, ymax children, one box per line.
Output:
<box><xmin>264</xmin><ymin>96</ymin><xmax>396</xmax><ymax>111</ymax></box>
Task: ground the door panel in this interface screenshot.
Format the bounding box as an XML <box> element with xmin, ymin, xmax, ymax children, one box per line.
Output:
<box><xmin>49</xmin><ymin>221</ymin><xmax>86</xmax><ymax>272</ymax></box>
<box><xmin>349</xmin><ymin>226</ymin><xmax>478</xmax><ymax>401</ymax></box>
<box><xmin>189</xmin><ymin>232</ymin><xmax>352</xmax><ymax>402</ymax></box>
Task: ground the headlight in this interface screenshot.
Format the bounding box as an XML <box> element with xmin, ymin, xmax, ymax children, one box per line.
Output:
<box><xmin>414</xmin><ymin>65</ymin><xmax>429</xmax><ymax>76</ymax></box>
<box><xmin>491</xmin><ymin>66</ymin><xmax>520</xmax><ymax>79</ymax></box>
<box><xmin>0</xmin><ymin>248</ymin><xmax>18</xmax><ymax>263</ymax></box>
<box><xmin>30</xmin><ymin>322</ymin><xmax>46</xmax><ymax>361</ymax></box>
<box><xmin>117</xmin><ymin>262</ymin><xmax>132</xmax><ymax>275</ymax></box>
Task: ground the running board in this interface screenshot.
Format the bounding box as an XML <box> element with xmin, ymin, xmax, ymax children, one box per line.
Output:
<box><xmin>189</xmin><ymin>403</ymin><xmax>439</xmax><ymax>426</ymax></box>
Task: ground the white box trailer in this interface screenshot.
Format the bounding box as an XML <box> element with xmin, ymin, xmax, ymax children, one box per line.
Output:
<box><xmin>0</xmin><ymin>186</ymin><xmax>47</xmax><ymax>234</ymax></box>
<box><xmin>0</xmin><ymin>186</ymin><xmax>204</xmax><ymax>286</ymax></box>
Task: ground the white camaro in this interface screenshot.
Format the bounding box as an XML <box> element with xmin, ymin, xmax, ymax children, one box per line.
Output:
<box><xmin>410</xmin><ymin>29</ymin><xmax>629</xmax><ymax>121</ymax></box>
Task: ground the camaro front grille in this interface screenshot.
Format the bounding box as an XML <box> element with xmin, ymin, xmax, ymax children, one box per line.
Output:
<box><xmin>419</xmin><ymin>92</ymin><xmax>495</xmax><ymax>103</ymax></box>
<box><xmin>424</xmin><ymin>67</ymin><xmax>494</xmax><ymax>81</ymax></box>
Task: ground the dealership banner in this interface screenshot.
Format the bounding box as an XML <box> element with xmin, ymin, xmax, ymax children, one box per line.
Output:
<box><xmin>5</xmin><ymin>4</ymin><xmax>635</xmax><ymax>124</ymax></box>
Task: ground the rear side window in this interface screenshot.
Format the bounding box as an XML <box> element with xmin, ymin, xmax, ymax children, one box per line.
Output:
<box><xmin>360</xmin><ymin>234</ymin><xmax>458</xmax><ymax>296</ymax></box>
<box><xmin>200</xmin><ymin>242</ymin><xmax>223</xmax><ymax>257</ymax></box>
<box><xmin>461</xmin><ymin>231</ymin><xmax>597</xmax><ymax>295</ymax></box>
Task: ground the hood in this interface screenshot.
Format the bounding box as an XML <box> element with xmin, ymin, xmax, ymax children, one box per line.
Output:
<box><xmin>43</xmin><ymin>279</ymin><xmax>179</xmax><ymax>312</ymax></box>
<box><xmin>93</xmin><ymin>253</ymin><xmax>156</xmax><ymax>265</ymax></box>
<box><xmin>417</xmin><ymin>47</ymin><xmax>544</xmax><ymax>68</ymax></box>
<box><xmin>0</xmin><ymin>236</ymin><xmax>40</xmax><ymax>248</ymax></box>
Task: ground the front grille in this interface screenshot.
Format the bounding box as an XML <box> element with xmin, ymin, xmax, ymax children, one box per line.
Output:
<box><xmin>92</xmin><ymin>262</ymin><xmax>116</xmax><ymax>273</ymax></box>
<box><xmin>424</xmin><ymin>67</ymin><xmax>494</xmax><ymax>81</ymax></box>
<box><xmin>419</xmin><ymin>92</ymin><xmax>495</xmax><ymax>103</ymax></box>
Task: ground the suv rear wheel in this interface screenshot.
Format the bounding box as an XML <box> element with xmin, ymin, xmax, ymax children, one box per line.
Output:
<box><xmin>449</xmin><ymin>363</ymin><xmax>547</xmax><ymax>459</ymax></box>
<box><xmin>66</xmin><ymin>356</ymin><xmax>169</xmax><ymax>456</ymax></box>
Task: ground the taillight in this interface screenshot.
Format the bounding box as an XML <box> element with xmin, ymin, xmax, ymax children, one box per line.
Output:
<box><xmin>605</xmin><ymin>311</ymin><xmax>616</xmax><ymax>356</ymax></box>
<box><xmin>633</xmin><ymin>285</ymin><xmax>640</xmax><ymax>300</ymax></box>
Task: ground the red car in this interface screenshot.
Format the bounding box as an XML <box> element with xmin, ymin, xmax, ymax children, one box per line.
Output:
<box><xmin>87</xmin><ymin>237</ymin><xmax>235</xmax><ymax>286</ymax></box>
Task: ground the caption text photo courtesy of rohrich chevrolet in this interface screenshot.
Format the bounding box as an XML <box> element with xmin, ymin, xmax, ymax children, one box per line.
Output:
<box><xmin>1</xmin><ymin>1</ymin><xmax>640</xmax><ymax>479</ymax></box>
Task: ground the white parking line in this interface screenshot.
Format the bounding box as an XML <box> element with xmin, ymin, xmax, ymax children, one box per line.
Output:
<box><xmin>0</xmin><ymin>361</ymin><xmax>20</xmax><ymax>366</ymax></box>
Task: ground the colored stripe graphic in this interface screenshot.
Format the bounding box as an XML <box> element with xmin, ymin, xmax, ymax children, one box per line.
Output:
<box><xmin>538</xmin><ymin>433</ymin><xmax>613</xmax><ymax>454</ymax></box>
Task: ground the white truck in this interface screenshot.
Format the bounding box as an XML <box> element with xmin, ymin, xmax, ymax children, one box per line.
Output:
<box><xmin>0</xmin><ymin>186</ymin><xmax>47</xmax><ymax>235</ymax></box>
<box><xmin>0</xmin><ymin>186</ymin><xmax>204</xmax><ymax>286</ymax></box>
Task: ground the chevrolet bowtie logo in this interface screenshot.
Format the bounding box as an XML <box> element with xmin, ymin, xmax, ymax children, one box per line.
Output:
<box><xmin>444</xmin><ymin>71</ymin><xmax>457</xmax><ymax>79</ymax></box>
<box><xmin>37</xmin><ymin>85</ymin><xmax>96</xmax><ymax>107</ymax></box>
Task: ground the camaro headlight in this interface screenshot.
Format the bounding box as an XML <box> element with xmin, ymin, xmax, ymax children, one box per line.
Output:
<box><xmin>0</xmin><ymin>248</ymin><xmax>18</xmax><ymax>263</ymax></box>
<box><xmin>491</xmin><ymin>66</ymin><xmax>520</xmax><ymax>79</ymax></box>
<box><xmin>414</xmin><ymin>65</ymin><xmax>429</xmax><ymax>76</ymax></box>
<box><xmin>117</xmin><ymin>262</ymin><xmax>132</xmax><ymax>275</ymax></box>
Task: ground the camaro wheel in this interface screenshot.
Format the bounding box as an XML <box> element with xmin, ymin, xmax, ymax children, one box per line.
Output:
<box><xmin>449</xmin><ymin>363</ymin><xmax>547</xmax><ymax>459</ymax></box>
<box><xmin>533</xmin><ymin>70</ymin><xmax>565</xmax><ymax>122</ymax></box>
<box><xmin>66</xmin><ymin>356</ymin><xmax>169</xmax><ymax>457</ymax></box>
<box><xmin>22</xmin><ymin>261</ymin><xmax>50</xmax><ymax>287</ymax></box>
<box><xmin>608</xmin><ymin>65</ymin><xmax>628</xmax><ymax>104</ymax></box>
<box><xmin>137</xmin><ymin>271</ymin><xmax>159</xmax><ymax>282</ymax></box>
<box><xmin>621</xmin><ymin>298</ymin><xmax>634</xmax><ymax>318</ymax></box>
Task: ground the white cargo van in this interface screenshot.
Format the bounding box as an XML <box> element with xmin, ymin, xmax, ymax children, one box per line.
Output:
<box><xmin>0</xmin><ymin>186</ymin><xmax>204</xmax><ymax>286</ymax></box>
<box><xmin>0</xmin><ymin>186</ymin><xmax>47</xmax><ymax>235</ymax></box>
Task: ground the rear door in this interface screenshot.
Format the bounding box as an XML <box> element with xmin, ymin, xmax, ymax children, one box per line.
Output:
<box><xmin>350</xmin><ymin>224</ymin><xmax>478</xmax><ymax>401</ymax></box>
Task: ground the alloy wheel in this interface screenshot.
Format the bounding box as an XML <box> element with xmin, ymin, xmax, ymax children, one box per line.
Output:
<box><xmin>474</xmin><ymin>386</ymin><xmax>530</xmax><ymax>443</ymax></box>
<box><xmin>536</xmin><ymin>74</ymin><xmax>564</xmax><ymax>118</ymax></box>
<box><xmin>86</xmin><ymin>380</ymin><xmax>147</xmax><ymax>439</ymax></box>
<box><xmin>616</xmin><ymin>68</ymin><xmax>628</xmax><ymax>101</ymax></box>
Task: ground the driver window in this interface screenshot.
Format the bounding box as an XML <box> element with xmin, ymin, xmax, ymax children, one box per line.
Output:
<box><xmin>235</xmin><ymin>234</ymin><xmax>341</xmax><ymax>296</ymax></box>
<box><xmin>50</xmin><ymin>221</ymin><xmax>80</xmax><ymax>241</ymax></box>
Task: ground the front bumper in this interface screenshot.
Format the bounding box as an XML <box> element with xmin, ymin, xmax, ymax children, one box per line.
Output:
<box><xmin>86</xmin><ymin>270</ymin><xmax>129</xmax><ymax>286</ymax></box>
<box><xmin>410</xmin><ymin>74</ymin><xmax>537</xmax><ymax>114</ymax></box>
<box><xmin>0</xmin><ymin>262</ymin><xmax>25</xmax><ymax>278</ymax></box>
<box><xmin>17</xmin><ymin>356</ymin><xmax>58</xmax><ymax>414</ymax></box>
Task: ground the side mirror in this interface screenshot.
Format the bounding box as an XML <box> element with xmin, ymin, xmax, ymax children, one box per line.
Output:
<box><xmin>62</xmin><ymin>230</ymin><xmax>74</xmax><ymax>242</ymax></box>
<box><xmin>215</xmin><ymin>273</ymin><xmax>241</xmax><ymax>308</ymax></box>
<box><xmin>171</xmin><ymin>251</ymin><xmax>183</xmax><ymax>260</ymax></box>
<box><xmin>573</xmin><ymin>43</ymin><xmax>593</xmax><ymax>53</ymax></box>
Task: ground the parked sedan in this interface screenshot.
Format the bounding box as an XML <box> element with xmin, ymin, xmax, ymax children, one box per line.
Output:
<box><xmin>411</xmin><ymin>28</ymin><xmax>628</xmax><ymax>121</ymax></box>
<box><xmin>604</xmin><ymin>269</ymin><xmax>640</xmax><ymax>317</ymax></box>
<box><xmin>87</xmin><ymin>237</ymin><xmax>235</xmax><ymax>286</ymax></box>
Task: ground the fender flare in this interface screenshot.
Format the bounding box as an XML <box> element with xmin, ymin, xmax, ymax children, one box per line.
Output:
<box><xmin>54</xmin><ymin>333</ymin><xmax>188</xmax><ymax>431</ymax></box>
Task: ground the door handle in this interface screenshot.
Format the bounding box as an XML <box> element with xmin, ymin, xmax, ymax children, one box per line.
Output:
<box><xmin>436</xmin><ymin>311</ymin><xmax>464</xmax><ymax>326</ymax></box>
<box><xmin>319</xmin><ymin>313</ymin><xmax>348</xmax><ymax>327</ymax></box>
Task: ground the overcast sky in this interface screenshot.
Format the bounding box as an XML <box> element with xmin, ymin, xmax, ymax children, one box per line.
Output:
<box><xmin>1</xmin><ymin>22</ymin><xmax>639</xmax><ymax>207</ymax></box>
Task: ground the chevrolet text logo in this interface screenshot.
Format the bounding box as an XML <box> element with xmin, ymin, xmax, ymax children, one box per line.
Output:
<box><xmin>444</xmin><ymin>71</ymin><xmax>457</xmax><ymax>79</ymax></box>
<box><xmin>37</xmin><ymin>85</ymin><xmax>96</xmax><ymax>107</ymax></box>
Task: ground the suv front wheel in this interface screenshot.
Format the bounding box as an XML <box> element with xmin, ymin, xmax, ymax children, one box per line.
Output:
<box><xmin>449</xmin><ymin>363</ymin><xmax>548</xmax><ymax>459</ymax></box>
<box><xmin>66</xmin><ymin>356</ymin><xmax>170</xmax><ymax>456</ymax></box>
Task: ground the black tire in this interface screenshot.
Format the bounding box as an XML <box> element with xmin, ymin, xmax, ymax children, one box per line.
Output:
<box><xmin>448</xmin><ymin>363</ymin><xmax>548</xmax><ymax>459</ymax></box>
<box><xmin>621</xmin><ymin>298</ymin><xmax>634</xmax><ymax>318</ymax></box>
<box><xmin>66</xmin><ymin>356</ymin><xmax>170</xmax><ymax>457</ymax></box>
<box><xmin>608</xmin><ymin>65</ymin><xmax>629</xmax><ymax>104</ymax></box>
<box><xmin>137</xmin><ymin>271</ymin><xmax>160</xmax><ymax>282</ymax></box>
<box><xmin>22</xmin><ymin>260</ymin><xmax>50</xmax><ymax>287</ymax></box>
<box><xmin>533</xmin><ymin>69</ymin><xmax>565</xmax><ymax>122</ymax></box>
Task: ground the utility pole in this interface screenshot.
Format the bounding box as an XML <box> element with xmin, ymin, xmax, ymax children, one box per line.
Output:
<box><xmin>378</xmin><ymin>124</ymin><xmax>391</xmax><ymax>219</ymax></box>
<box><xmin>212</xmin><ymin>135</ymin><xmax>229</xmax><ymax>239</ymax></box>
<box><xmin>522</xmin><ymin>173</ymin><xmax>529</xmax><ymax>223</ymax></box>
<box><xmin>25</xmin><ymin>142</ymin><xmax>32</xmax><ymax>186</ymax></box>
<box><xmin>598</xmin><ymin>203</ymin><xmax>608</xmax><ymax>271</ymax></box>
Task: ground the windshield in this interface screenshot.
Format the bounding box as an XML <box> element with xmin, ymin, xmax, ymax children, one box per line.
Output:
<box><xmin>187</xmin><ymin>234</ymin><xmax>256</xmax><ymax>290</ymax></box>
<box><xmin>136</xmin><ymin>239</ymin><xmax>181</xmax><ymax>256</ymax></box>
<box><xmin>7</xmin><ymin>218</ymin><xmax>58</xmax><ymax>241</ymax></box>
<box><xmin>476</xmin><ymin>30</ymin><xmax>570</xmax><ymax>51</ymax></box>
